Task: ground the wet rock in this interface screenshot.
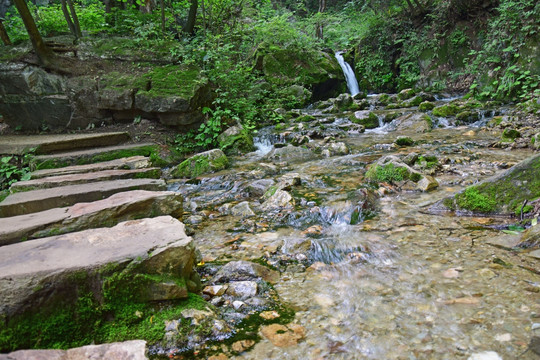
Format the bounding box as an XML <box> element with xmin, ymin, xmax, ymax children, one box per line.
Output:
<box><xmin>172</xmin><ymin>149</ymin><xmax>229</xmax><ymax>178</ymax></box>
<box><xmin>226</xmin><ymin>281</ymin><xmax>258</xmax><ymax>299</ymax></box>
<box><xmin>265</xmin><ymin>145</ymin><xmax>317</xmax><ymax>163</ymax></box>
<box><xmin>366</xmin><ymin>155</ymin><xmax>424</xmax><ymax>185</ymax></box>
<box><xmin>203</xmin><ymin>285</ymin><xmax>228</xmax><ymax>297</ymax></box>
<box><xmin>393</xmin><ymin>112</ymin><xmax>433</xmax><ymax>133</ymax></box>
<box><xmin>232</xmin><ymin>300</ymin><xmax>246</xmax><ymax>310</ymax></box>
<box><xmin>261</xmin><ymin>190</ymin><xmax>295</xmax><ymax>211</ymax></box>
<box><xmin>333</xmin><ymin>93</ymin><xmax>354</xmax><ymax>110</ymax></box>
<box><xmin>244</xmin><ymin>296</ymin><xmax>271</xmax><ymax>308</ymax></box>
<box><xmin>231</xmin><ymin>339</ymin><xmax>255</xmax><ymax>353</ymax></box>
<box><xmin>211</xmin><ymin>260</ymin><xmax>280</xmax><ymax>284</ymax></box>
<box><xmin>181</xmin><ymin>308</ymin><xmax>215</xmax><ymax>325</ymax></box>
<box><xmin>467</xmin><ymin>351</ymin><xmax>503</xmax><ymax>360</ymax></box>
<box><xmin>532</xmin><ymin>133</ymin><xmax>540</xmax><ymax>150</ymax></box>
<box><xmin>501</xmin><ymin>128</ymin><xmax>521</xmax><ymax>142</ymax></box>
<box><xmin>247</xmin><ymin>179</ymin><xmax>275</xmax><ymax>197</ymax></box>
<box><xmin>322</xmin><ymin>142</ymin><xmax>349</xmax><ymax>156</ymax></box>
<box><xmin>520</xmin><ymin>224</ymin><xmax>540</xmax><ymax>248</ymax></box>
<box><xmin>417</xmin><ymin>175</ymin><xmax>439</xmax><ymax>192</ymax></box>
<box><xmin>456</xmin><ymin>111</ymin><xmax>479</xmax><ymax>123</ymax></box>
<box><xmin>398</xmin><ymin>88</ymin><xmax>415</xmax><ymax>100</ymax></box>
<box><xmin>259</xmin><ymin>310</ymin><xmax>280</xmax><ymax>320</ymax></box>
<box><xmin>418</xmin><ymin>101</ymin><xmax>435</xmax><ymax>111</ymax></box>
<box><xmin>231</xmin><ymin>201</ymin><xmax>255</xmax><ymax>218</ymax></box>
<box><xmin>0</xmin><ymin>340</ymin><xmax>148</xmax><ymax>360</ymax></box>
<box><xmin>260</xmin><ymin>323</ymin><xmax>306</xmax><ymax>347</ymax></box>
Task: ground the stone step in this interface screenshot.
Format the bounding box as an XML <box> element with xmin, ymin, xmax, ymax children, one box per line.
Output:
<box><xmin>0</xmin><ymin>216</ymin><xmax>195</xmax><ymax>321</ymax></box>
<box><xmin>0</xmin><ymin>132</ymin><xmax>130</xmax><ymax>155</ymax></box>
<box><xmin>11</xmin><ymin>167</ymin><xmax>162</xmax><ymax>191</ymax></box>
<box><xmin>0</xmin><ymin>341</ymin><xmax>148</xmax><ymax>360</ymax></box>
<box><xmin>0</xmin><ymin>190</ymin><xmax>182</xmax><ymax>246</ymax></box>
<box><xmin>30</xmin><ymin>156</ymin><xmax>151</xmax><ymax>179</ymax></box>
<box><xmin>0</xmin><ymin>178</ymin><xmax>166</xmax><ymax>217</ymax></box>
<box><xmin>32</xmin><ymin>142</ymin><xmax>157</xmax><ymax>169</ymax></box>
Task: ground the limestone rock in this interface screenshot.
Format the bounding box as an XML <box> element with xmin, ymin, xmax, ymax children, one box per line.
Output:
<box><xmin>417</xmin><ymin>175</ymin><xmax>439</xmax><ymax>192</ymax></box>
<box><xmin>518</xmin><ymin>224</ymin><xmax>540</xmax><ymax>248</ymax></box>
<box><xmin>226</xmin><ymin>281</ymin><xmax>258</xmax><ymax>299</ymax></box>
<box><xmin>393</xmin><ymin>112</ymin><xmax>433</xmax><ymax>133</ymax></box>
<box><xmin>260</xmin><ymin>323</ymin><xmax>306</xmax><ymax>347</ymax></box>
<box><xmin>0</xmin><ymin>340</ymin><xmax>148</xmax><ymax>360</ymax></box>
<box><xmin>261</xmin><ymin>190</ymin><xmax>294</xmax><ymax>211</ymax></box>
<box><xmin>211</xmin><ymin>260</ymin><xmax>280</xmax><ymax>284</ymax></box>
<box><xmin>231</xmin><ymin>201</ymin><xmax>255</xmax><ymax>217</ymax></box>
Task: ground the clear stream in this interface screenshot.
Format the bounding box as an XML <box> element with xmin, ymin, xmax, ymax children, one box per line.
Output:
<box><xmin>170</xmin><ymin>97</ymin><xmax>539</xmax><ymax>359</ymax></box>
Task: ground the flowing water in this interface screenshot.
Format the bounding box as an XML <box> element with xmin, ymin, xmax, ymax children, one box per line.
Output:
<box><xmin>335</xmin><ymin>52</ymin><xmax>361</xmax><ymax>97</ymax></box>
<box><xmin>170</xmin><ymin>97</ymin><xmax>539</xmax><ymax>359</ymax></box>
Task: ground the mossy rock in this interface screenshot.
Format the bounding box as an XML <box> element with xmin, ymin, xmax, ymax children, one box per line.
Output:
<box><xmin>296</xmin><ymin>114</ymin><xmax>316</xmax><ymax>123</ymax></box>
<box><xmin>418</xmin><ymin>101</ymin><xmax>435</xmax><ymax>111</ymax></box>
<box><xmin>397</xmin><ymin>88</ymin><xmax>416</xmax><ymax>100</ymax></box>
<box><xmin>444</xmin><ymin>153</ymin><xmax>540</xmax><ymax>215</ymax></box>
<box><xmin>218</xmin><ymin>126</ymin><xmax>255</xmax><ymax>155</ymax></box>
<box><xmin>532</xmin><ymin>133</ymin><xmax>540</xmax><ymax>150</ymax></box>
<box><xmin>432</xmin><ymin>104</ymin><xmax>459</xmax><ymax>117</ymax></box>
<box><xmin>501</xmin><ymin>128</ymin><xmax>521</xmax><ymax>142</ymax></box>
<box><xmin>365</xmin><ymin>156</ymin><xmax>423</xmax><ymax>184</ymax></box>
<box><xmin>349</xmin><ymin>111</ymin><xmax>379</xmax><ymax>129</ymax></box>
<box><xmin>456</xmin><ymin>111</ymin><xmax>480</xmax><ymax>123</ymax></box>
<box><xmin>172</xmin><ymin>149</ymin><xmax>229</xmax><ymax>178</ymax></box>
<box><xmin>395</xmin><ymin>137</ymin><xmax>414</xmax><ymax>146</ymax></box>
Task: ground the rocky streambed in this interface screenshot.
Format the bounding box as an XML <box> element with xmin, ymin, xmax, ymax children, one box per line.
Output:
<box><xmin>164</xmin><ymin>92</ymin><xmax>540</xmax><ymax>359</ymax></box>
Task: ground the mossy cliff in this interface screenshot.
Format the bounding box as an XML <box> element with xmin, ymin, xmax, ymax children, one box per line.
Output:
<box><xmin>442</xmin><ymin>152</ymin><xmax>540</xmax><ymax>215</ymax></box>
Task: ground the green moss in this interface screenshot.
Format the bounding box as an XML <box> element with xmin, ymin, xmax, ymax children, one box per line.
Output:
<box><xmin>395</xmin><ymin>137</ymin><xmax>414</xmax><ymax>146</ymax></box>
<box><xmin>138</xmin><ymin>65</ymin><xmax>204</xmax><ymax>98</ymax></box>
<box><xmin>34</xmin><ymin>145</ymin><xmax>159</xmax><ymax>170</ymax></box>
<box><xmin>296</xmin><ymin>114</ymin><xmax>316</xmax><ymax>123</ymax></box>
<box><xmin>514</xmin><ymin>204</ymin><xmax>533</xmax><ymax>217</ymax></box>
<box><xmin>432</xmin><ymin>104</ymin><xmax>459</xmax><ymax>117</ymax></box>
<box><xmin>418</xmin><ymin>101</ymin><xmax>435</xmax><ymax>111</ymax></box>
<box><xmin>350</xmin><ymin>112</ymin><xmax>379</xmax><ymax>129</ymax></box>
<box><xmin>442</xmin><ymin>197</ymin><xmax>456</xmax><ymax>210</ymax></box>
<box><xmin>173</xmin><ymin>153</ymin><xmax>229</xmax><ymax>178</ymax></box>
<box><xmin>455</xmin><ymin>187</ymin><xmax>496</xmax><ymax>213</ymax></box>
<box><xmin>416</xmin><ymin>155</ymin><xmax>438</xmax><ymax>169</ymax></box>
<box><xmin>501</xmin><ymin>128</ymin><xmax>521</xmax><ymax>142</ymax></box>
<box><xmin>366</xmin><ymin>163</ymin><xmax>421</xmax><ymax>184</ymax></box>
<box><xmin>219</xmin><ymin>130</ymin><xmax>255</xmax><ymax>155</ymax></box>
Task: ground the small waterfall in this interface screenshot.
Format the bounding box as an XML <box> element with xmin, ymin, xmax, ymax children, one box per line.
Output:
<box><xmin>335</xmin><ymin>51</ymin><xmax>360</xmax><ymax>96</ymax></box>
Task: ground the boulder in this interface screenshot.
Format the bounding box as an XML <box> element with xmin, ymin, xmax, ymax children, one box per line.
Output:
<box><xmin>261</xmin><ymin>189</ymin><xmax>295</xmax><ymax>211</ymax></box>
<box><xmin>218</xmin><ymin>125</ymin><xmax>255</xmax><ymax>155</ymax></box>
<box><xmin>442</xmin><ymin>153</ymin><xmax>540</xmax><ymax>215</ymax></box>
<box><xmin>265</xmin><ymin>145</ymin><xmax>317</xmax><ymax>163</ymax></box>
<box><xmin>365</xmin><ymin>155</ymin><xmax>424</xmax><ymax>184</ymax></box>
<box><xmin>231</xmin><ymin>201</ymin><xmax>255</xmax><ymax>218</ymax></box>
<box><xmin>349</xmin><ymin>111</ymin><xmax>379</xmax><ymax>129</ymax></box>
<box><xmin>172</xmin><ymin>149</ymin><xmax>229</xmax><ymax>178</ymax></box>
<box><xmin>211</xmin><ymin>260</ymin><xmax>280</xmax><ymax>284</ymax></box>
<box><xmin>393</xmin><ymin>112</ymin><xmax>433</xmax><ymax>133</ymax></box>
<box><xmin>517</xmin><ymin>223</ymin><xmax>540</xmax><ymax>249</ymax></box>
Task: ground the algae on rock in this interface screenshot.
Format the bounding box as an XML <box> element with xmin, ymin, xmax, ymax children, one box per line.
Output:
<box><xmin>172</xmin><ymin>149</ymin><xmax>229</xmax><ymax>178</ymax></box>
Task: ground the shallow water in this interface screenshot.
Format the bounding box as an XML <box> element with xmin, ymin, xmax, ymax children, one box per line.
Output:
<box><xmin>173</xmin><ymin>101</ymin><xmax>539</xmax><ymax>359</ymax></box>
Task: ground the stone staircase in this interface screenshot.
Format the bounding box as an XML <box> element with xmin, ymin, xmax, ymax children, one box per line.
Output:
<box><xmin>0</xmin><ymin>132</ymin><xmax>196</xmax><ymax>358</ymax></box>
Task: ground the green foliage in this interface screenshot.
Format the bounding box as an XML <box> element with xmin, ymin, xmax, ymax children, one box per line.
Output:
<box><xmin>366</xmin><ymin>163</ymin><xmax>421</xmax><ymax>184</ymax></box>
<box><xmin>455</xmin><ymin>186</ymin><xmax>496</xmax><ymax>213</ymax></box>
<box><xmin>394</xmin><ymin>137</ymin><xmax>414</xmax><ymax>146</ymax></box>
<box><xmin>0</xmin><ymin>152</ymin><xmax>33</xmax><ymax>191</ymax></box>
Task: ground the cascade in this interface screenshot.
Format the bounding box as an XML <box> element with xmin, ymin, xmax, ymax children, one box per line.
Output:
<box><xmin>335</xmin><ymin>51</ymin><xmax>360</xmax><ymax>96</ymax></box>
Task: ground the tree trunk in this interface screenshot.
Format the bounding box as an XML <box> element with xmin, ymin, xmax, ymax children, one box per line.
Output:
<box><xmin>66</xmin><ymin>0</ymin><xmax>82</xmax><ymax>38</ymax></box>
<box><xmin>12</xmin><ymin>0</ymin><xmax>56</xmax><ymax>66</ymax></box>
<box><xmin>160</xmin><ymin>0</ymin><xmax>165</xmax><ymax>33</ymax></box>
<box><xmin>0</xmin><ymin>19</ymin><xmax>12</xmax><ymax>45</ymax></box>
<box><xmin>315</xmin><ymin>0</ymin><xmax>326</xmax><ymax>39</ymax></box>
<box><xmin>183</xmin><ymin>0</ymin><xmax>198</xmax><ymax>35</ymax></box>
<box><xmin>61</xmin><ymin>0</ymin><xmax>77</xmax><ymax>36</ymax></box>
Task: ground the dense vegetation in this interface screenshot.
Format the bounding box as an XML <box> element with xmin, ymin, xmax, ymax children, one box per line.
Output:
<box><xmin>1</xmin><ymin>0</ymin><xmax>539</xmax><ymax>150</ymax></box>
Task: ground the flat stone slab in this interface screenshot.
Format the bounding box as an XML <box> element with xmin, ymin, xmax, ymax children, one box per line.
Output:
<box><xmin>0</xmin><ymin>132</ymin><xmax>130</xmax><ymax>155</ymax></box>
<box><xmin>0</xmin><ymin>178</ymin><xmax>166</xmax><ymax>217</ymax></box>
<box><xmin>33</xmin><ymin>142</ymin><xmax>155</xmax><ymax>168</ymax></box>
<box><xmin>0</xmin><ymin>340</ymin><xmax>148</xmax><ymax>360</ymax></box>
<box><xmin>0</xmin><ymin>190</ymin><xmax>183</xmax><ymax>246</ymax></box>
<box><xmin>30</xmin><ymin>156</ymin><xmax>150</xmax><ymax>179</ymax></box>
<box><xmin>486</xmin><ymin>234</ymin><xmax>521</xmax><ymax>250</ymax></box>
<box><xmin>527</xmin><ymin>249</ymin><xmax>540</xmax><ymax>260</ymax></box>
<box><xmin>0</xmin><ymin>216</ymin><xmax>195</xmax><ymax>319</ymax></box>
<box><xmin>11</xmin><ymin>167</ymin><xmax>161</xmax><ymax>191</ymax></box>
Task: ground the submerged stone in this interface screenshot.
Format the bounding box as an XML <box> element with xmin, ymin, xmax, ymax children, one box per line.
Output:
<box><xmin>211</xmin><ymin>260</ymin><xmax>280</xmax><ymax>284</ymax></box>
